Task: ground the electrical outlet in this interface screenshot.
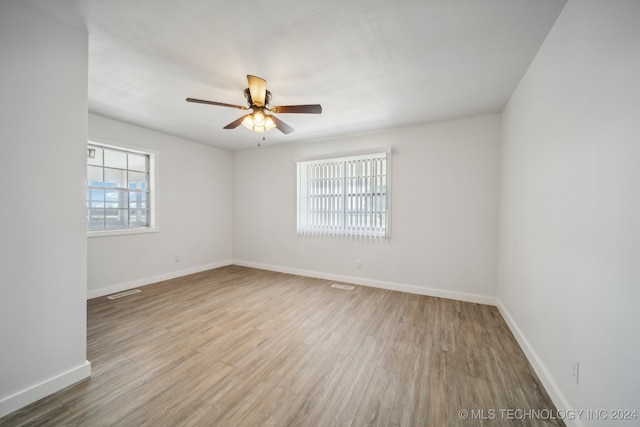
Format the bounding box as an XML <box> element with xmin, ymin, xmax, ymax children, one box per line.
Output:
<box><xmin>355</xmin><ymin>259</ymin><xmax>362</xmax><ymax>269</ymax></box>
<box><xmin>570</xmin><ymin>358</ymin><xmax>580</xmax><ymax>384</ymax></box>
<box><xmin>175</xmin><ymin>255</ymin><xmax>181</xmax><ymax>263</ymax></box>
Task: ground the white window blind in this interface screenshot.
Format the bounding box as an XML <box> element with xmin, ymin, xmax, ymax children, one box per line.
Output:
<box><xmin>297</xmin><ymin>151</ymin><xmax>390</xmax><ymax>239</ymax></box>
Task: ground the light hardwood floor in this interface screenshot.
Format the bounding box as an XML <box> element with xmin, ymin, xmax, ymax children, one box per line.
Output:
<box><xmin>1</xmin><ymin>266</ymin><xmax>564</xmax><ymax>426</ymax></box>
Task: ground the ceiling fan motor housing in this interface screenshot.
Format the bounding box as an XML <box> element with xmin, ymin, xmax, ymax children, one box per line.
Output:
<box><xmin>244</xmin><ymin>88</ymin><xmax>272</xmax><ymax>108</ymax></box>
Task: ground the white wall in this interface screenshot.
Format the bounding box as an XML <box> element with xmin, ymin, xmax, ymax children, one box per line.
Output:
<box><xmin>498</xmin><ymin>1</ymin><xmax>640</xmax><ymax>425</ymax></box>
<box><xmin>0</xmin><ymin>1</ymin><xmax>91</xmax><ymax>417</ymax></box>
<box><xmin>87</xmin><ymin>114</ymin><xmax>233</xmax><ymax>297</ymax></box>
<box><xmin>234</xmin><ymin>115</ymin><xmax>501</xmax><ymax>303</ymax></box>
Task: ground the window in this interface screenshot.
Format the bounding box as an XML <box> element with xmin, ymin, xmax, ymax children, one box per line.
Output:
<box><xmin>297</xmin><ymin>151</ymin><xmax>390</xmax><ymax>239</ymax></box>
<box><xmin>86</xmin><ymin>142</ymin><xmax>155</xmax><ymax>234</ymax></box>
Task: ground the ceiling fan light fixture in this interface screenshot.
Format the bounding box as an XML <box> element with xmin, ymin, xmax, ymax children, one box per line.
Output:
<box><xmin>241</xmin><ymin>114</ymin><xmax>254</xmax><ymax>130</ymax></box>
<box><xmin>264</xmin><ymin>115</ymin><xmax>276</xmax><ymax>132</ymax></box>
<box><xmin>241</xmin><ymin>111</ymin><xmax>276</xmax><ymax>133</ymax></box>
<box><xmin>253</xmin><ymin>110</ymin><xmax>265</xmax><ymax>126</ymax></box>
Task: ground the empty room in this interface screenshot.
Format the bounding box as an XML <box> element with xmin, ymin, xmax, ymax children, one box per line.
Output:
<box><xmin>1</xmin><ymin>0</ymin><xmax>639</xmax><ymax>426</ymax></box>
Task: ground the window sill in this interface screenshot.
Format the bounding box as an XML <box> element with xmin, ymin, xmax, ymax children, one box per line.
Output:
<box><xmin>87</xmin><ymin>227</ymin><xmax>158</xmax><ymax>238</ymax></box>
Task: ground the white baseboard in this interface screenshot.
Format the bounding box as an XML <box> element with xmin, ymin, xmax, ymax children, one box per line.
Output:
<box><xmin>0</xmin><ymin>360</ymin><xmax>91</xmax><ymax>419</ymax></box>
<box><xmin>87</xmin><ymin>260</ymin><xmax>233</xmax><ymax>299</ymax></box>
<box><xmin>496</xmin><ymin>300</ymin><xmax>581</xmax><ymax>427</ymax></box>
<box><xmin>233</xmin><ymin>259</ymin><xmax>497</xmax><ymax>306</ymax></box>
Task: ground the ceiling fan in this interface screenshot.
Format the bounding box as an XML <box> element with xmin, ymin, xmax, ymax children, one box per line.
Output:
<box><xmin>186</xmin><ymin>75</ymin><xmax>322</xmax><ymax>135</ymax></box>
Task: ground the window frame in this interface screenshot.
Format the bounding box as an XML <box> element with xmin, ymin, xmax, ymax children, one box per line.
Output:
<box><xmin>296</xmin><ymin>150</ymin><xmax>391</xmax><ymax>239</ymax></box>
<box><xmin>86</xmin><ymin>139</ymin><xmax>158</xmax><ymax>237</ymax></box>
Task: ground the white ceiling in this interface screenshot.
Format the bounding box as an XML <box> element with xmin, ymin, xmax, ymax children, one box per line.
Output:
<box><xmin>27</xmin><ymin>0</ymin><xmax>566</xmax><ymax>151</ymax></box>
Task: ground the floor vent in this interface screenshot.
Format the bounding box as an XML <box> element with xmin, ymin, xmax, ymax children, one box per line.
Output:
<box><xmin>107</xmin><ymin>289</ymin><xmax>141</xmax><ymax>299</ymax></box>
<box><xmin>331</xmin><ymin>284</ymin><xmax>355</xmax><ymax>291</ymax></box>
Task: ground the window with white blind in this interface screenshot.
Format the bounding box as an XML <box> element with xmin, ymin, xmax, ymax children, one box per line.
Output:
<box><xmin>297</xmin><ymin>151</ymin><xmax>390</xmax><ymax>239</ymax></box>
<box><xmin>86</xmin><ymin>142</ymin><xmax>155</xmax><ymax>234</ymax></box>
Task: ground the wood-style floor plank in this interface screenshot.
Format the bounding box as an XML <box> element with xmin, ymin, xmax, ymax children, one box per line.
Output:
<box><xmin>0</xmin><ymin>266</ymin><xmax>564</xmax><ymax>426</ymax></box>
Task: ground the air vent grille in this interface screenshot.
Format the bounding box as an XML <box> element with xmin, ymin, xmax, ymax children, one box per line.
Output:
<box><xmin>107</xmin><ymin>289</ymin><xmax>141</xmax><ymax>299</ymax></box>
<box><xmin>331</xmin><ymin>284</ymin><xmax>354</xmax><ymax>291</ymax></box>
